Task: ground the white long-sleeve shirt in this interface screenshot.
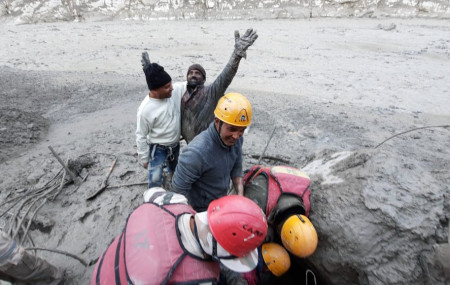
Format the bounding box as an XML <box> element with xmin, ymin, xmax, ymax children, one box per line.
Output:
<box><xmin>136</xmin><ymin>82</ymin><xmax>186</xmax><ymax>165</ymax></box>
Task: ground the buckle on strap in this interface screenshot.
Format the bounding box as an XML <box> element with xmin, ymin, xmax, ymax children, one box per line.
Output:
<box><xmin>151</xmin><ymin>143</ymin><xmax>178</xmax><ymax>149</ymax></box>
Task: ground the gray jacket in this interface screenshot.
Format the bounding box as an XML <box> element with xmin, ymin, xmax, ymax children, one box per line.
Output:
<box><xmin>181</xmin><ymin>51</ymin><xmax>245</xmax><ymax>143</ymax></box>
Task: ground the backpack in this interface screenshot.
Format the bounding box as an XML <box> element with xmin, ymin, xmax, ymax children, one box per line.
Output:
<box><xmin>243</xmin><ymin>165</ymin><xmax>311</xmax><ymax>219</ymax></box>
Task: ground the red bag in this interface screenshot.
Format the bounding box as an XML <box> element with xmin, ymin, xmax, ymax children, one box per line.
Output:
<box><xmin>243</xmin><ymin>165</ymin><xmax>311</xmax><ymax>217</ymax></box>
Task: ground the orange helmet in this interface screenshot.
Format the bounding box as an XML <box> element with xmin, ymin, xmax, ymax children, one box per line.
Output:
<box><xmin>262</xmin><ymin>243</ymin><xmax>291</xmax><ymax>277</ymax></box>
<box><xmin>281</xmin><ymin>215</ymin><xmax>318</xmax><ymax>258</ymax></box>
<box><xmin>208</xmin><ymin>195</ymin><xmax>267</xmax><ymax>257</ymax></box>
<box><xmin>214</xmin><ymin>93</ymin><xmax>252</xmax><ymax>127</ymax></box>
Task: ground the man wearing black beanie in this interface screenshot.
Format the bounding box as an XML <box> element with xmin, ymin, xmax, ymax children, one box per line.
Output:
<box><xmin>136</xmin><ymin>54</ymin><xmax>187</xmax><ymax>189</ymax></box>
<box><xmin>143</xmin><ymin>62</ymin><xmax>172</xmax><ymax>91</ymax></box>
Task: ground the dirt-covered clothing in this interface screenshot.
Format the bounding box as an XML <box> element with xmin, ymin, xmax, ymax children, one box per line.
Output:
<box><xmin>142</xmin><ymin>189</ymin><xmax>248</xmax><ymax>285</ymax></box>
<box><xmin>146</xmin><ymin>143</ymin><xmax>180</xmax><ymax>189</ymax></box>
<box><xmin>135</xmin><ymin>82</ymin><xmax>186</xmax><ymax>165</ymax></box>
<box><xmin>180</xmin><ymin>51</ymin><xmax>246</xmax><ymax>144</ymax></box>
<box><xmin>0</xmin><ymin>231</ymin><xmax>63</xmax><ymax>285</ymax></box>
<box><xmin>91</xmin><ymin>198</ymin><xmax>220</xmax><ymax>285</ymax></box>
<box><xmin>171</xmin><ymin>123</ymin><xmax>243</xmax><ymax>212</ymax></box>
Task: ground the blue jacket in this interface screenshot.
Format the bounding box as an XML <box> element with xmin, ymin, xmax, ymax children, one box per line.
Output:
<box><xmin>171</xmin><ymin>122</ymin><xmax>243</xmax><ymax>211</ymax></box>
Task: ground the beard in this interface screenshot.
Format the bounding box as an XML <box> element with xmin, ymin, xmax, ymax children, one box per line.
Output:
<box><xmin>187</xmin><ymin>78</ymin><xmax>202</xmax><ymax>89</ymax></box>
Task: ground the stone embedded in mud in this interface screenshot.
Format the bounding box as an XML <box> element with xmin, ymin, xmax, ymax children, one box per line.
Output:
<box><xmin>26</xmin><ymin>167</ymin><xmax>49</xmax><ymax>185</ymax></box>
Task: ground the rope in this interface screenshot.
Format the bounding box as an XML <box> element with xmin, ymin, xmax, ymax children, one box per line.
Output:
<box><xmin>306</xmin><ymin>269</ymin><xmax>317</xmax><ymax>285</ymax></box>
<box><xmin>25</xmin><ymin>247</ymin><xmax>88</xmax><ymax>266</ymax></box>
<box><xmin>374</xmin><ymin>125</ymin><xmax>449</xmax><ymax>149</ymax></box>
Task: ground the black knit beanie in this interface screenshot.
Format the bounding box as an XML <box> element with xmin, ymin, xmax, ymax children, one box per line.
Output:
<box><xmin>187</xmin><ymin>64</ymin><xmax>206</xmax><ymax>80</ymax></box>
<box><xmin>143</xmin><ymin>63</ymin><xmax>172</xmax><ymax>90</ymax></box>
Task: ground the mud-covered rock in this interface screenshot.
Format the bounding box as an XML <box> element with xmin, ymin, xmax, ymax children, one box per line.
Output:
<box><xmin>304</xmin><ymin>147</ymin><xmax>449</xmax><ymax>284</ymax></box>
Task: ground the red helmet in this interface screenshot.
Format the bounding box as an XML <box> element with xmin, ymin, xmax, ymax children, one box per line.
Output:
<box><xmin>208</xmin><ymin>195</ymin><xmax>268</xmax><ymax>257</ymax></box>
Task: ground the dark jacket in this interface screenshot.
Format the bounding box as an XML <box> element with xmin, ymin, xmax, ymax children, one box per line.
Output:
<box><xmin>171</xmin><ymin>123</ymin><xmax>243</xmax><ymax>211</ymax></box>
<box><xmin>181</xmin><ymin>51</ymin><xmax>245</xmax><ymax>143</ymax></box>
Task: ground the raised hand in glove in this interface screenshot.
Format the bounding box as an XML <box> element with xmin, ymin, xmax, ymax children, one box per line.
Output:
<box><xmin>141</xmin><ymin>51</ymin><xmax>151</xmax><ymax>68</ymax></box>
<box><xmin>234</xmin><ymin>28</ymin><xmax>258</xmax><ymax>59</ymax></box>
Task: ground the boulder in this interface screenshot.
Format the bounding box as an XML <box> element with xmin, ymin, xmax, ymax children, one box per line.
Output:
<box><xmin>303</xmin><ymin>148</ymin><xmax>449</xmax><ymax>284</ymax></box>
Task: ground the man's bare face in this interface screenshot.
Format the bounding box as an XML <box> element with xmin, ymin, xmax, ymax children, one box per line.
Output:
<box><xmin>215</xmin><ymin>118</ymin><xmax>246</xmax><ymax>146</ymax></box>
<box><xmin>154</xmin><ymin>82</ymin><xmax>173</xmax><ymax>99</ymax></box>
<box><xmin>187</xmin><ymin>69</ymin><xmax>205</xmax><ymax>87</ymax></box>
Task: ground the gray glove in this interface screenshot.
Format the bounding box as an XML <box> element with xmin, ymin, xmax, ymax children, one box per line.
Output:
<box><xmin>141</xmin><ymin>51</ymin><xmax>151</xmax><ymax>69</ymax></box>
<box><xmin>234</xmin><ymin>28</ymin><xmax>258</xmax><ymax>59</ymax></box>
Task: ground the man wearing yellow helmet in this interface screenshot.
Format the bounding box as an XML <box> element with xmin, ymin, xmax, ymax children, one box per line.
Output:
<box><xmin>137</xmin><ymin>28</ymin><xmax>257</xmax><ymax>189</ymax></box>
<box><xmin>171</xmin><ymin>92</ymin><xmax>252</xmax><ymax>212</ymax></box>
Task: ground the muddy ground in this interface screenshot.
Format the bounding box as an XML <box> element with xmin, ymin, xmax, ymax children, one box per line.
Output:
<box><xmin>0</xmin><ymin>18</ymin><xmax>449</xmax><ymax>283</ymax></box>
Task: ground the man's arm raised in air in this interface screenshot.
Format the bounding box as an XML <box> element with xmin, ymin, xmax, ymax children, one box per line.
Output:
<box><xmin>208</xmin><ymin>28</ymin><xmax>258</xmax><ymax>99</ymax></box>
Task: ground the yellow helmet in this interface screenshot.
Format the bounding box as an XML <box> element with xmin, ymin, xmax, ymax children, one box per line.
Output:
<box><xmin>214</xmin><ymin>93</ymin><xmax>252</xmax><ymax>127</ymax></box>
<box><xmin>280</xmin><ymin>215</ymin><xmax>318</xmax><ymax>258</ymax></box>
<box><xmin>261</xmin><ymin>243</ymin><xmax>291</xmax><ymax>277</ymax></box>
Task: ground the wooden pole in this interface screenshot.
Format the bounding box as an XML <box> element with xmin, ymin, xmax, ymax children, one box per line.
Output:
<box><xmin>257</xmin><ymin>126</ymin><xmax>277</xmax><ymax>165</ymax></box>
<box><xmin>48</xmin><ymin>146</ymin><xmax>79</xmax><ymax>184</ymax></box>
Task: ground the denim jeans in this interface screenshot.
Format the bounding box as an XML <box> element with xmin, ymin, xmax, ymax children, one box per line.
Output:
<box><xmin>148</xmin><ymin>144</ymin><xmax>180</xmax><ymax>189</ymax></box>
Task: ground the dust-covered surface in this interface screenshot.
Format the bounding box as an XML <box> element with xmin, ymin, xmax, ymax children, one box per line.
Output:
<box><xmin>0</xmin><ymin>19</ymin><xmax>449</xmax><ymax>284</ymax></box>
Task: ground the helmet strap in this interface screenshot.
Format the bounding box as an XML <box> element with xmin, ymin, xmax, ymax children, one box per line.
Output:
<box><xmin>218</xmin><ymin>120</ymin><xmax>223</xmax><ymax>133</ymax></box>
<box><xmin>211</xmin><ymin>237</ymin><xmax>237</xmax><ymax>261</ymax></box>
<box><xmin>192</xmin><ymin>218</ymin><xmax>213</xmax><ymax>261</ymax></box>
<box><xmin>212</xmin><ymin>238</ymin><xmax>218</xmax><ymax>259</ymax></box>
<box><xmin>297</xmin><ymin>214</ymin><xmax>306</xmax><ymax>223</ymax></box>
<box><xmin>215</xmin><ymin>121</ymin><xmax>229</xmax><ymax>147</ymax></box>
